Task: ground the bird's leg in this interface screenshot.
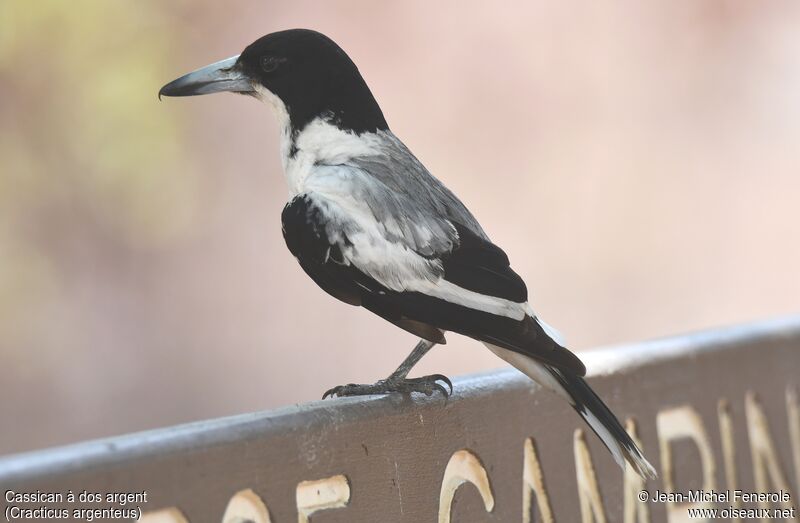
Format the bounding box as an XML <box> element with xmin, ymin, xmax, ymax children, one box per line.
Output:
<box><xmin>322</xmin><ymin>339</ymin><xmax>452</xmax><ymax>399</ymax></box>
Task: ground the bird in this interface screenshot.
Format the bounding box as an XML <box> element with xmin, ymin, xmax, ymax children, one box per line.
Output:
<box><xmin>159</xmin><ymin>28</ymin><xmax>656</xmax><ymax>479</ymax></box>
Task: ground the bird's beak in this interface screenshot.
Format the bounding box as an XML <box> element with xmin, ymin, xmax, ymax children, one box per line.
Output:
<box><xmin>158</xmin><ymin>56</ymin><xmax>254</xmax><ymax>99</ymax></box>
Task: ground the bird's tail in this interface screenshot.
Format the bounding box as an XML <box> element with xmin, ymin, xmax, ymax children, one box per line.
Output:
<box><xmin>486</xmin><ymin>344</ymin><xmax>657</xmax><ymax>479</ymax></box>
<box><xmin>548</xmin><ymin>366</ymin><xmax>657</xmax><ymax>479</ymax></box>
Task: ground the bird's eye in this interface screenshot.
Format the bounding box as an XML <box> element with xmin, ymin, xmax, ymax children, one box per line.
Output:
<box><xmin>260</xmin><ymin>56</ymin><xmax>283</xmax><ymax>73</ymax></box>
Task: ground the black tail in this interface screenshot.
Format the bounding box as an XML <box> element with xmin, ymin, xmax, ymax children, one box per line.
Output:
<box><xmin>549</xmin><ymin>366</ymin><xmax>657</xmax><ymax>479</ymax></box>
<box><xmin>485</xmin><ymin>342</ymin><xmax>657</xmax><ymax>478</ymax></box>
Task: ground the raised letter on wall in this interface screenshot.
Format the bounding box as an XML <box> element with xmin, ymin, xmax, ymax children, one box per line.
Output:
<box><xmin>656</xmin><ymin>406</ymin><xmax>716</xmax><ymax>523</ymax></box>
<box><xmin>574</xmin><ymin>429</ymin><xmax>607</xmax><ymax>523</ymax></box>
<box><xmin>438</xmin><ymin>449</ymin><xmax>494</xmax><ymax>523</ymax></box>
<box><xmin>787</xmin><ymin>387</ymin><xmax>800</xmax><ymax>494</ymax></box>
<box><xmin>745</xmin><ymin>391</ymin><xmax>796</xmax><ymax>516</ymax></box>
<box><xmin>717</xmin><ymin>399</ymin><xmax>740</xmax><ymax>521</ymax></box>
<box><xmin>223</xmin><ymin>488</ymin><xmax>272</xmax><ymax>523</ymax></box>
<box><xmin>296</xmin><ymin>475</ymin><xmax>350</xmax><ymax>523</ymax></box>
<box><xmin>523</xmin><ymin>437</ymin><xmax>555</xmax><ymax>523</ymax></box>
<box><xmin>623</xmin><ymin>419</ymin><xmax>650</xmax><ymax>523</ymax></box>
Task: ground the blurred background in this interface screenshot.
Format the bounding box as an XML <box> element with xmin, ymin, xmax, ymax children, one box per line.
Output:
<box><xmin>1</xmin><ymin>0</ymin><xmax>798</xmax><ymax>455</ymax></box>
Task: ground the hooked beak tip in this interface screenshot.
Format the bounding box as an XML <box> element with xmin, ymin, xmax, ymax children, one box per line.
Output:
<box><xmin>158</xmin><ymin>78</ymin><xmax>189</xmax><ymax>99</ymax></box>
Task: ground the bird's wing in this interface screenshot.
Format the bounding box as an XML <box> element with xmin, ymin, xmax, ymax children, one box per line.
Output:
<box><xmin>283</xmin><ymin>162</ymin><xmax>585</xmax><ymax>376</ymax></box>
<box><xmin>350</xmin><ymin>132</ymin><xmax>489</xmax><ymax>241</ymax></box>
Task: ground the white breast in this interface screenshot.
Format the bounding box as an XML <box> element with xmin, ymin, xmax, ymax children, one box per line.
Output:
<box><xmin>286</xmin><ymin>120</ymin><xmax>384</xmax><ymax>196</ymax></box>
<box><xmin>255</xmin><ymin>86</ymin><xmax>384</xmax><ymax>197</ymax></box>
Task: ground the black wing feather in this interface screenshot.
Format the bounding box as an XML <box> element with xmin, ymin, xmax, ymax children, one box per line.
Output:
<box><xmin>441</xmin><ymin>222</ymin><xmax>527</xmax><ymax>302</ymax></box>
<box><xmin>282</xmin><ymin>196</ymin><xmax>585</xmax><ymax>376</ymax></box>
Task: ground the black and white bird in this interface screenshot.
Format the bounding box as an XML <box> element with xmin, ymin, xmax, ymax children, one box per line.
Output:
<box><xmin>160</xmin><ymin>29</ymin><xmax>656</xmax><ymax>479</ymax></box>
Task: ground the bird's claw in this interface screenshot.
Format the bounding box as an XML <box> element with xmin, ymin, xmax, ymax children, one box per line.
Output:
<box><xmin>425</xmin><ymin>373</ymin><xmax>453</xmax><ymax>396</ymax></box>
<box><xmin>322</xmin><ymin>374</ymin><xmax>453</xmax><ymax>399</ymax></box>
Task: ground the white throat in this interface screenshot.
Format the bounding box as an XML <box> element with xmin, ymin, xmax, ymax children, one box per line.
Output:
<box><xmin>254</xmin><ymin>85</ymin><xmax>382</xmax><ymax>197</ymax></box>
<box><xmin>254</xmin><ymin>85</ymin><xmax>293</xmax><ymax>163</ymax></box>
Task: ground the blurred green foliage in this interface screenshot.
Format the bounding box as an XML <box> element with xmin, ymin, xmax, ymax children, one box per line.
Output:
<box><xmin>0</xmin><ymin>1</ymin><xmax>198</xmax><ymax>348</ymax></box>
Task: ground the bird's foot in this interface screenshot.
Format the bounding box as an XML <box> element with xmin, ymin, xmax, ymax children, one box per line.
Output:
<box><xmin>322</xmin><ymin>374</ymin><xmax>453</xmax><ymax>399</ymax></box>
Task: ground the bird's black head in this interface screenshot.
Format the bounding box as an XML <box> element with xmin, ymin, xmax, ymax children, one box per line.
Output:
<box><xmin>159</xmin><ymin>29</ymin><xmax>387</xmax><ymax>135</ymax></box>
